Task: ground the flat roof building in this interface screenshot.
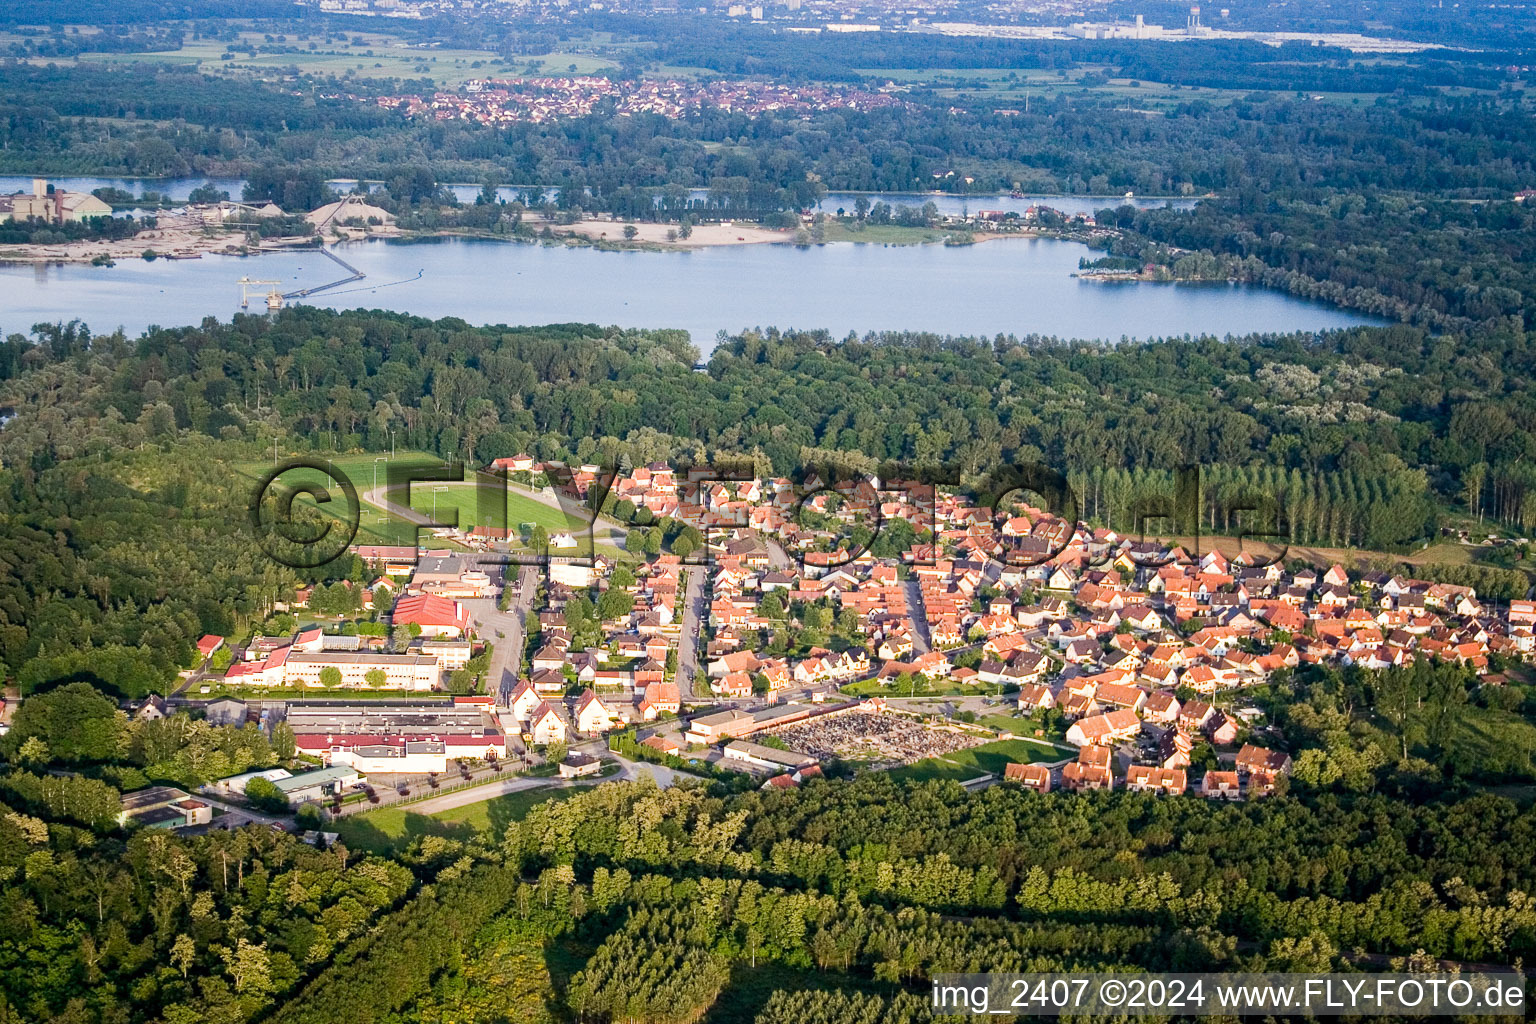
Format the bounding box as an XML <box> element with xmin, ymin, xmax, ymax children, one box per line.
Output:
<box><xmin>722</xmin><ymin>740</ymin><xmax>818</xmax><ymax>774</ymax></box>
<box><xmin>271</xmin><ymin>767</ymin><xmax>361</xmax><ymax>804</ymax></box>
<box><xmin>286</xmin><ymin>700</ymin><xmax>507</xmax><ymax>766</ymax></box>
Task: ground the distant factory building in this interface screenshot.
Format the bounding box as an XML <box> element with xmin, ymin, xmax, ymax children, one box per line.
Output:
<box><xmin>0</xmin><ymin>178</ymin><xmax>112</xmax><ymax>224</ymax></box>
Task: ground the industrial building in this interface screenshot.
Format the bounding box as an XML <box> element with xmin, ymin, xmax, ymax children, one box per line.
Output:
<box><xmin>0</xmin><ymin>178</ymin><xmax>113</xmax><ymax>224</ymax></box>
<box><xmin>270</xmin><ymin>767</ymin><xmax>361</xmax><ymax>804</ymax></box>
<box><xmin>284</xmin><ymin>651</ymin><xmax>441</xmax><ymax>689</ymax></box>
<box><xmin>287</xmin><ymin>699</ymin><xmax>507</xmax><ymax>773</ymax></box>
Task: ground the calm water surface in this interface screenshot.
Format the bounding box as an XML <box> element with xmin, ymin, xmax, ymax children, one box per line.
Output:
<box><xmin>1</xmin><ymin>235</ymin><xmax>1380</xmax><ymax>348</ymax></box>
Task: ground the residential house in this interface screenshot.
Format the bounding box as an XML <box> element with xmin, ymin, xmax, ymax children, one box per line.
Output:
<box><xmin>1065</xmin><ymin>708</ymin><xmax>1141</xmax><ymax>747</ymax></box>
<box><xmin>575</xmin><ymin>690</ymin><xmax>616</xmax><ymax>734</ymax></box>
<box><xmin>529</xmin><ymin>702</ymin><xmax>567</xmax><ymax>746</ymax></box>
<box><xmin>1202</xmin><ymin>770</ymin><xmax>1242</xmax><ymax>800</ymax></box>
<box><xmin>1125</xmin><ymin>765</ymin><xmax>1187</xmax><ymax>795</ymax></box>
<box><xmin>1235</xmin><ymin>743</ymin><xmax>1292</xmax><ymax>776</ymax></box>
<box><xmin>1003</xmin><ymin>762</ymin><xmax>1051</xmax><ymax>792</ymax></box>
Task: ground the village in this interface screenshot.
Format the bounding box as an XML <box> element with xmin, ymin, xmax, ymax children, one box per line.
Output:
<box><xmin>372</xmin><ymin>75</ymin><xmax>905</xmax><ymax>125</ymax></box>
<box><xmin>103</xmin><ymin>451</ymin><xmax>1536</xmax><ymax>830</ymax></box>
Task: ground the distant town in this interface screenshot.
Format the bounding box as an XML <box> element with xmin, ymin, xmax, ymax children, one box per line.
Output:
<box><xmin>372</xmin><ymin>76</ymin><xmax>905</xmax><ymax>125</ymax></box>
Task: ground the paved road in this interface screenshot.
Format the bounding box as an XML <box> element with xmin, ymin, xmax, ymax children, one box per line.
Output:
<box><xmin>675</xmin><ymin>568</ymin><xmax>708</xmax><ymax>700</ymax></box>
<box><xmin>393</xmin><ymin>773</ymin><xmax>556</xmax><ymax>816</ymax></box>
<box><xmin>611</xmin><ymin>753</ymin><xmax>683</xmax><ymax>789</ymax></box>
<box><xmin>904</xmin><ymin>578</ymin><xmax>932</xmax><ymax>655</ymax></box>
<box><xmin>465</xmin><ymin>564</ymin><xmax>538</xmax><ymax>707</ymax></box>
<box><xmin>350</xmin><ymin>754</ymin><xmax>673</xmax><ymax>820</ymax></box>
<box><xmin>362</xmin><ymin>485</ymin><xmax>435</xmax><ymax>526</ymax></box>
<box><xmin>766</xmin><ymin>537</ymin><xmax>795</xmax><ymax>572</ymax></box>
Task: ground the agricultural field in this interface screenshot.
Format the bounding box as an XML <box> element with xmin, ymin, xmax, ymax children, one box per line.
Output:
<box><xmin>70</xmin><ymin>29</ymin><xmax>619</xmax><ymax>85</ymax></box>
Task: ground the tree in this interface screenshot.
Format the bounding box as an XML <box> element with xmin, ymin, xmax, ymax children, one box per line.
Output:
<box><xmin>545</xmin><ymin>740</ymin><xmax>568</xmax><ymax>764</ymax></box>
<box><xmin>188</xmin><ymin>182</ymin><xmax>229</xmax><ymax>204</ymax></box>
<box><xmin>4</xmin><ymin>683</ymin><xmax>124</xmax><ymax>763</ymax></box>
<box><xmin>623</xmin><ymin>224</ymin><xmax>639</xmax><ymax>240</ymax></box>
<box><xmin>16</xmin><ymin>736</ymin><xmax>50</xmax><ymax>765</ymax></box>
<box><xmin>220</xmin><ymin>938</ymin><xmax>272</xmax><ymax>996</ymax></box>
<box><xmin>244</xmin><ymin>776</ymin><xmax>288</xmax><ymax>813</ymax></box>
<box><xmin>271</xmin><ymin>721</ymin><xmax>296</xmax><ymax>760</ymax></box>
<box><xmin>319</xmin><ymin>666</ymin><xmax>343</xmax><ymax>688</ymax></box>
<box><xmin>364</xmin><ymin>668</ymin><xmax>387</xmax><ymax>689</ymax></box>
<box><xmin>390</xmin><ymin>624</ymin><xmax>414</xmax><ymax>653</ymax></box>
<box><xmin>171</xmin><ymin>934</ymin><xmax>197</xmax><ymax>980</ymax></box>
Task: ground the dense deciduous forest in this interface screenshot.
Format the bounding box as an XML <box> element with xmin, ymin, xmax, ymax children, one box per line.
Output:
<box><xmin>7</xmin><ymin>759</ymin><xmax>1533</xmax><ymax>1024</ymax></box>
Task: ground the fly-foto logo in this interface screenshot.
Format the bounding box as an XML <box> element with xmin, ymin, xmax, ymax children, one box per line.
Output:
<box><xmin>247</xmin><ymin>456</ymin><xmax>1291</xmax><ymax>574</ymax></box>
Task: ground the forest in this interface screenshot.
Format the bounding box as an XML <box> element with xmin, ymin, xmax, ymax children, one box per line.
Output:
<box><xmin>4</xmin><ymin>753</ymin><xmax>1535</xmax><ymax>1024</ymax></box>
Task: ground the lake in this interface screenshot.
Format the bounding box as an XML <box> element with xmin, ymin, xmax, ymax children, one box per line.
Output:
<box><xmin>0</xmin><ymin>234</ymin><xmax>1380</xmax><ymax>348</ymax></box>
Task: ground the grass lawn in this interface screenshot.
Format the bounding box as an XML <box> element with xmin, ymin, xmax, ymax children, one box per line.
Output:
<box><xmin>843</xmin><ymin>677</ymin><xmax>1001</xmax><ymax>698</ymax></box>
<box><xmin>234</xmin><ymin>450</ymin><xmax>447</xmax><ymax>547</ymax></box>
<box><xmin>381</xmin><ymin>479</ymin><xmax>591</xmax><ymax>538</ymax></box>
<box><xmin>333</xmin><ymin>784</ymin><xmax>577</xmax><ymax>854</ymax></box>
<box><xmin>885</xmin><ymin>756</ymin><xmax>984</xmax><ymax>784</ymax></box>
<box><xmin>884</xmin><ymin>737</ymin><xmax>1064</xmax><ymax>783</ymax></box>
<box><xmin>433</xmin><ymin>786</ymin><xmax>578</xmax><ymax>831</ymax></box>
<box><xmin>817</xmin><ymin>221</ymin><xmax>951</xmax><ymax>245</ymax></box>
<box><xmin>947</xmin><ymin>738</ymin><xmax>1065</xmax><ymax>773</ymax></box>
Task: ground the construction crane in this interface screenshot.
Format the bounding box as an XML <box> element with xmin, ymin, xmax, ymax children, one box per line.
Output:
<box><xmin>237</xmin><ymin>277</ymin><xmax>284</xmax><ymax>311</ymax></box>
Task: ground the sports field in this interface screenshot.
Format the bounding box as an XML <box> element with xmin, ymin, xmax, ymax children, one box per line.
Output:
<box><xmin>236</xmin><ymin>451</ymin><xmax>624</xmax><ymax>556</ymax></box>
